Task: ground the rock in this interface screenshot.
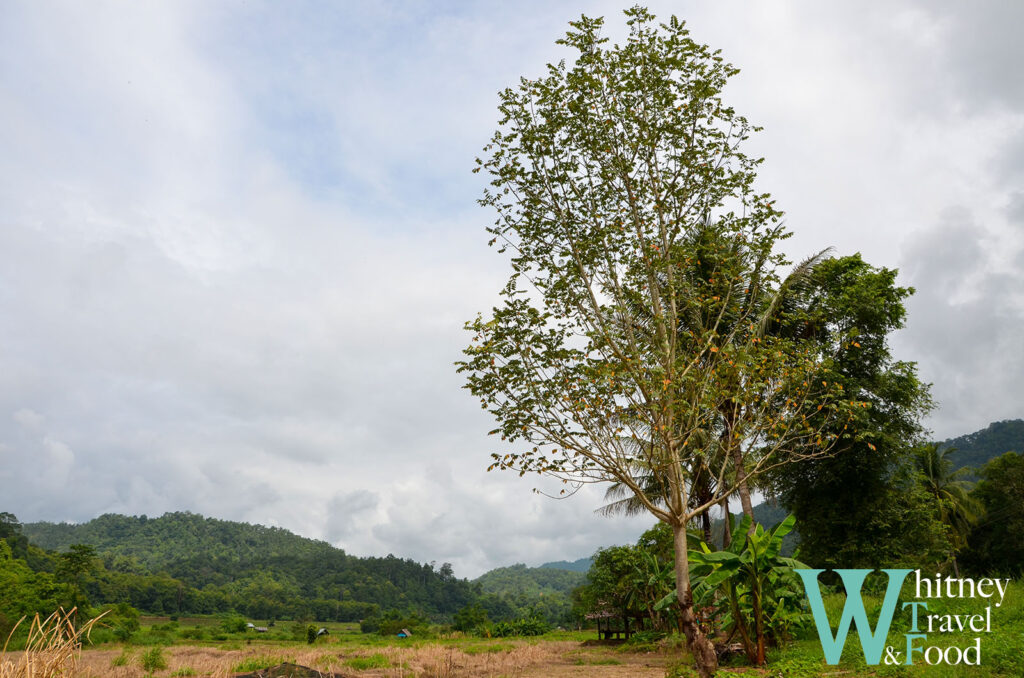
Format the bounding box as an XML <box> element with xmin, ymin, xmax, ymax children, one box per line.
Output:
<box><xmin>233</xmin><ymin>662</ymin><xmax>355</xmax><ymax>678</ymax></box>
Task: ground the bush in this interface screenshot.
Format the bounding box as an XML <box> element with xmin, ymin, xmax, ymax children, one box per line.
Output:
<box><xmin>363</xmin><ymin>611</ymin><xmax>428</xmax><ymax>637</ymax></box>
<box><xmin>489</xmin><ymin>617</ymin><xmax>550</xmax><ymax>637</ymax></box>
<box><xmin>179</xmin><ymin>626</ymin><xmax>206</xmax><ymax>640</ymax></box>
<box><xmin>140</xmin><ymin>647</ymin><xmax>167</xmax><ymax>675</ymax></box>
<box><xmin>219</xmin><ymin>614</ymin><xmax>248</xmax><ymax>634</ymax></box>
<box><xmin>95</xmin><ymin>602</ymin><xmax>140</xmax><ymax>642</ymax></box>
<box><xmin>110</xmin><ymin>649</ymin><xmax>133</xmax><ymax>667</ymax></box>
<box><xmin>306</xmin><ymin>624</ymin><xmax>317</xmax><ymax>644</ymax></box>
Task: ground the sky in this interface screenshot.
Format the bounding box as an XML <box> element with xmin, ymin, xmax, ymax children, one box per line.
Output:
<box><xmin>1</xmin><ymin>1</ymin><xmax>1022</xmax><ymax>579</ymax></box>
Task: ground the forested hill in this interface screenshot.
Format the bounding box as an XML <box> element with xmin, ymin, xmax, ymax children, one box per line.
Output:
<box><xmin>23</xmin><ymin>511</ymin><xmax>337</xmax><ymax>571</ymax></box>
<box><xmin>474</xmin><ymin>563</ymin><xmax>586</xmax><ymax>598</ymax></box>
<box><xmin>19</xmin><ymin>511</ymin><xmax>475</xmax><ymax>619</ymax></box>
<box><xmin>940</xmin><ymin>419</ymin><xmax>1024</xmax><ymax>471</ymax></box>
<box><xmin>538</xmin><ymin>557</ymin><xmax>592</xmax><ymax>572</ymax></box>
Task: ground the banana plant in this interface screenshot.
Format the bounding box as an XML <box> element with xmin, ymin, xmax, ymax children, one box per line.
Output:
<box><xmin>656</xmin><ymin>514</ymin><xmax>810</xmax><ymax>665</ymax></box>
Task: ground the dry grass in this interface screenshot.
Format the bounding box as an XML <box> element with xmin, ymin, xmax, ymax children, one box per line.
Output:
<box><xmin>0</xmin><ymin>608</ymin><xmax>105</xmax><ymax>678</ymax></box>
<box><xmin>67</xmin><ymin>640</ymin><xmax>667</xmax><ymax>678</ymax></box>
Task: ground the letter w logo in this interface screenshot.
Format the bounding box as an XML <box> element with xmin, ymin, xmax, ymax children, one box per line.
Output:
<box><xmin>796</xmin><ymin>569</ymin><xmax>912</xmax><ymax>665</ymax></box>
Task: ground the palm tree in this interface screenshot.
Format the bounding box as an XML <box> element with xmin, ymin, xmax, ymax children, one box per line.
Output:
<box><xmin>598</xmin><ymin>427</ymin><xmax>725</xmax><ymax>545</ymax></box>
<box><xmin>605</xmin><ymin>218</ymin><xmax>835</xmax><ymax>534</ymax></box>
<box><xmin>915</xmin><ymin>443</ymin><xmax>982</xmax><ymax>576</ymax></box>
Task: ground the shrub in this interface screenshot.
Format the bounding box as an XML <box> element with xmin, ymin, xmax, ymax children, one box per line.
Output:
<box><xmin>179</xmin><ymin>626</ymin><xmax>206</xmax><ymax>640</ymax></box>
<box><xmin>489</xmin><ymin>617</ymin><xmax>550</xmax><ymax>637</ymax></box>
<box><xmin>111</xmin><ymin>649</ymin><xmax>133</xmax><ymax>667</ymax></box>
<box><xmin>219</xmin><ymin>614</ymin><xmax>248</xmax><ymax>634</ymax></box>
<box><xmin>96</xmin><ymin>602</ymin><xmax>140</xmax><ymax>642</ymax></box>
<box><xmin>140</xmin><ymin>646</ymin><xmax>167</xmax><ymax>675</ymax></box>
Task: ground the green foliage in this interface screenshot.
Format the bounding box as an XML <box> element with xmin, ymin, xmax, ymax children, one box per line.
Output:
<box><xmin>306</xmin><ymin>624</ymin><xmax>317</xmax><ymax>644</ymax></box>
<box><xmin>219</xmin><ymin>614</ymin><xmax>247</xmax><ymax>634</ymax></box>
<box><xmin>20</xmin><ymin>511</ymin><xmax>463</xmax><ymax>620</ymax></box>
<box><xmin>941</xmin><ymin>419</ymin><xmax>1024</xmax><ymax>473</ymax></box>
<box><xmin>0</xmin><ymin>513</ymin><xmax>30</xmax><ymax>561</ymax></box>
<box><xmin>962</xmin><ymin>451</ymin><xmax>1024</xmax><ymax>577</ymax></box>
<box><xmin>139</xmin><ymin>646</ymin><xmax>167</xmax><ymax>675</ymax></box>
<box><xmin>914</xmin><ymin>442</ymin><xmax>982</xmax><ymax>569</ymax></box>
<box><xmin>472</xmin><ymin>563</ymin><xmax>582</xmax><ymax>625</ymax></box>
<box><xmin>344</xmin><ymin>653</ymin><xmax>391</xmax><ymax>670</ymax></box>
<box><xmin>110</xmin><ymin>649</ymin><xmax>133</xmax><ymax>667</ymax></box>
<box><xmin>475</xmin><ymin>563</ymin><xmax>585</xmax><ymax>598</ymax></box>
<box><xmin>0</xmin><ymin>538</ymin><xmax>71</xmax><ymax>641</ymax></box>
<box><xmin>178</xmin><ymin>626</ymin><xmax>206</xmax><ymax>640</ymax></box>
<box><xmin>170</xmin><ymin>668</ymin><xmax>196</xmax><ymax>677</ymax></box>
<box><xmin>360</xmin><ymin>610</ymin><xmax>428</xmax><ymax>637</ymax></box>
<box><xmin>577</xmin><ymin>526</ymin><xmax>694</xmax><ymax>635</ymax></box>
<box><xmin>231</xmin><ymin>656</ymin><xmax>289</xmax><ymax>673</ymax></box>
<box><xmin>537</xmin><ymin>558</ymin><xmax>593</xmax><ymax>573</ymax></box>
<box><xmin>667</xmin><ymin>515</ymin><xmax>812</xmax><ymax>665</ymax></box>
<box><xmin>578</xmin><ymin>545</ymin><xmax>645</xmax><ymax>617</ymax></box>
<box><xmin>95</xmin><ymin>602</ymin><xmax>141</xmax><ymax>642</ymax></box>
<box><xmin>459</xmin><ymin>2</ymin><xmax>855</xmax><ymax>527</ymax></box>
<box><xmin>767</xmin><ymin>255</ymin><xmax>940</xmax><ymax>569</ymax></box>
<box><xmin>459</xmin><ymin>14</ymin><xmax>863</xmax><ymax>677</ymax></box>
<box><xmin>489</xmin><ymin>616</ymin><xmax>550</xmax><ymax>637</ymax></box>
<box><xmin>452</xmin><ymin>604</ymin><xmax>489</xmax><ymax>633</ymax></box>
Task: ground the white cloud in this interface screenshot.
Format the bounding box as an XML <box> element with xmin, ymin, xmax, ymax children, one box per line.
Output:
<box><xmin>13</xmin><ymin>409</ymin><xmax>45</xmax><ymax>430</ymax></box>
<box><xmin>0</xmin><ymin>1</ymin><xmax>1021</xmax><ymax>576</ymax></box>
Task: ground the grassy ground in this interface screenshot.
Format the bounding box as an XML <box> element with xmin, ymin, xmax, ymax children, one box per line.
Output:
<box><xmin>75</xmin><ymin>638</ymin><xmax>670</xmax><ymax>677</ymax></box>
<box><xmin>3</xmin><ymin>580</ymin><xmax>1021</xmax><ymax>677</ymax></box>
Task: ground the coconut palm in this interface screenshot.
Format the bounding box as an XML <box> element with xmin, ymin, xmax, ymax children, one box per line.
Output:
<box><xmin>598</xmin><ymin>427</ymin><xmax>725</xmax><ymax>544</ymax></box>
<box><xmin>603</xmin><ymin>218</ymin><xmax>835</xmax><ymax>533</ymax></box>
<box><xmin>914</xmin><ymin>443</ymin><xmax>982</xmax><ymax>576</ymax></box>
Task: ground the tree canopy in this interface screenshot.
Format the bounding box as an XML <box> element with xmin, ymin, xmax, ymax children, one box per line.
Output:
<box><xmin>458</xmin><ymin>9</ymin><xmax>859</xmax><ymax>675</ymax></box>
<box><xmin>765</xmin><ymin>255</ymin><xmax>943</xmax><ymax>568</ymax></box>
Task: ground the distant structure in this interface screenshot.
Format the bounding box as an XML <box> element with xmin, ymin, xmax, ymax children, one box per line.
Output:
<box><xmin>585</xmin><ymin>606</ymin><xmax>641</xmax><ymax>640</ymax></box>
<box><xmin>397</xmin><ymin>628</ymin><xmax>412</xmax><ymax>638</ymax></box>
<box><xmin>316</xmin><ymin>628</ymin><xmax>329</xmax><ymax>638</ymax></box>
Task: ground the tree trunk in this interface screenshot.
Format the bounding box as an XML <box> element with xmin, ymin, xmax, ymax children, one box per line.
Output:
<box><xmin>752</xmin><ymin>582</ymin><xmax>766</xmax><ymax>665</ymax></box>
<box><xmin>731</xmin><ymin>445</ymin><xmax>756</xmax><ymax>532</ymax></box>
<box><xmin>721</xmin><ymin>403</ymin><xmax>755</xmax><ymax>533</ymax></box>
<box><xmin>701</xmin><ymin>511</ymin><xmax>712</xmax><ymax>545</ymax></box>
<box><xmin>720</xmin><ymin>496</ymin><xmax>732</xmax><ymax>550</ymax></box>
<box><xmin>729</xmin><ymin>580</ymin><xmax>755</xmax><ymax>664</ymax></box>
<box><xmin>672</xmin><ymin>522</ymin><xmax>719</xmax><ymax>678</ymax></box>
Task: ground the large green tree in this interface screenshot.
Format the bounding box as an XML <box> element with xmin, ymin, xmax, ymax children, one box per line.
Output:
<box><xmin>458</xmin><ymin>9</ymin><xmax>855</xmax><ymax>676</ymax></box>
<box><xmin>767</xmin><ymin>255</ymin><xmax>944</xmax><ymax>568</ymax></box>
<box><xmin>961</xmin><ymin>452</ymin><xmax>1024</xmax><ymax>577</ymax></box>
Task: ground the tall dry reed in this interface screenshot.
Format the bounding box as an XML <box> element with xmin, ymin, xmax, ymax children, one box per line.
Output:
<box><xmin>0</xmin><ymin>608</ymin><xmax>104</xmax><ymax>678</ymax></box>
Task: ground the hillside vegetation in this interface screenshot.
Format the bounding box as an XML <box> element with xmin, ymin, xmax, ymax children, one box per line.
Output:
<box><xmin>941</xmin><ymin>418</ymin><xmax>1024</xmax><ymax>472</ymax></box>
<box><xmin>17</xmin><ymin>512</ymin><xmax>475</xmax><ymax>622</ymax></box>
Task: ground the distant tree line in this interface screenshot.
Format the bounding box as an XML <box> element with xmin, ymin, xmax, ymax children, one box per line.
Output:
<box><xmin>0</xmin><ymin>510</ymin><xmax>586</xmax><ymax>639</ymax></box>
